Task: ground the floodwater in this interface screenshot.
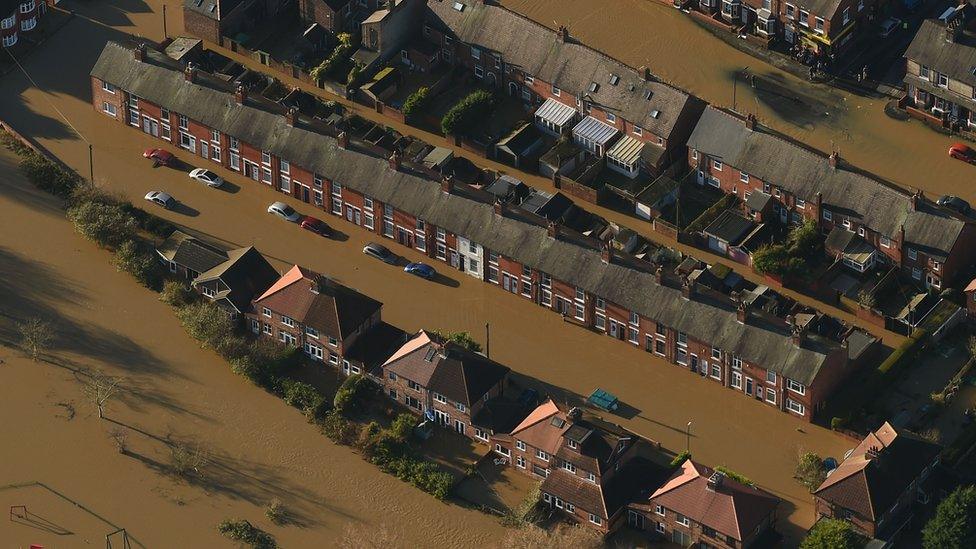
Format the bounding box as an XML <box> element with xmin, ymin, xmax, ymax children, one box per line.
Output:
<box><xmin>502</xmin><ymin>0</ymin><xmax>976</xmax><ymax>201</ymax></box>
<box><xmin>0</xmin><ymin>148</ymin><xmax>506</xmax><ymax>546</ymax></box>
<box><xmin>0</xmin><ymin>5</ymin><xmax>853</xmax><ymax>545</ymax></box>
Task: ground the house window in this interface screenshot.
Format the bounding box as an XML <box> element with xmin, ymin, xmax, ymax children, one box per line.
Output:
<box><xmin>433</xmin><ymin>392</ymin><xmax>447</xmax><ymax>404</ymax></box>
<box><xmin>262</xmin><ymin>307</ymin><xmax>271</xmax><ymax>317</ymax></box>
<box><xmin>633</xmin><ymin>125</ymin><xmax>643</xmax><ymax>136</ymax></box>
<box><xmin>568</xmin><ymin>439</ymin><xmax>578</xmax><ymax>449</ymax></box>
<box><xmin>786</xmin><ymin>378</ymin><xmax>806</xmax><ymax>395</ymax></box>
<box><xmin>456</xmin><ymin>402</ymin><xmax>466</xmax><ymax>412</ymax></box>
<box><xmin>796</xmin><ymin>198</ymin><xmax>806</xmax><ymax>209</ymax></box>
<box><xmin>739</xmin><ymin>172</ymin><xmax>749</xmax><ymax>183</ymax></box>
<box><xmin>712</xmin><ymin>159</ymin><xmax>723</xmax><ymax>171</ymax></box>
<box><xmin>656</xmin><ymin>522</ymin><xmax>666</xmax><ymax>534</ymax></box>
<box><xmin>407</xmin><ymin>380</ymin><xmax>421</xmax><ymax>391</ymax></box>
<box><xmin>101</xmin><ymin>81</ymin><xmax>116</xmax><ymax>94</ymax></box>
<box><xmin>732</xmin><ymin>355</ymin><xmax>742</xmax><ymax>370</ymax></box>
<box><xmin>474</xmin><ymin>66</ymin><xmax>484</xmax><ymax>78</ymax></box>
<box><xmin>710</xmin><ymin>364</ymin><xmax>721</xmax><ymax>379</ymax></box>
<box><xmin>815</xmin><ymin>17</ymin><xmax>824</xmax><ymax>33</ymax></box>
<box><xmin>388</xmin><ymin>372</ymin><xmax>397</xmax><ymax>381</ymax></box>
<box><xmin>913</xmin><ymin>267</ymin><xmax>922</xmax><ymax>280</ymax></box>
<box><xmin>842</xmin><ymin>7</ymin><xmax>850</xmax><ymax>24</ymax></box>
<box><xmin>766</xmin><ymin>389</ymin><xmax>777</xmax><ymax>404</ymax></box>
<box><xmin>606</xmin><ymin>113</ymin><xmax>616</xmax><ymax>123</ymax></box>
<box><xmin>691</xmin><ymin>150</ymin><xmax>699</xmax><ymax>160</ymax></box>
<box><xmin>516</xmin><ymin>440</ymin><xmax>526</xmax><ymax>451</ymax></box>
<box><xmin>516</xmin><ymin>455</ymin><xmax>525</xmax><ymax>468</ymax></box>
<box><xmin>786</xmin><ymin>398</ymin><xmax>805</xmax><ymax>415</ymax></box>
<box><xmin>102</xmin><ymin>102</ymin><xmax>117</xmax><ymax>116</ymax></box>
<box><xmin>938</xmin><ymin>73</ymin><xmax>949</xmax><ymax>88</ymax></box>
<box><xmin>562</xmin><ymin>461</ymin><xmax>576</xmax><ymax>474</ymax></box>
<box><xmin>629</xmin><ymin>312</ymin><xmax>639</xmax><ymax>325</ymax></box>
<box><xmin>587</xmin><ymin>472</ymin><xmax>596</xmax><ymax>482</ymax></box>
<box><xmin>470</xmin><ymin>46</ymin><xmax>481</xmax><ymax>60</ymax></box>
<box><xmin>677</xmin><ymin>514</ymin><xmax>690</xmax><ymax>527</ymax></box>
<box><xmin>880</xmin><ymin>236</ymin><xmax>891</xmax><ymax>248</ymax></box>
<box><xmin>799</xmin><ymin>9</ymin><xmax>809</xmax><ymax>26</ymax></box>
<box><xmin>552</xmin><ymin>85</ymin><xmax>561</xmax><ymax>97</ymax></box>
<box><xmin>629</xmin><ymin>328</ymin><xmax>639</xmax><ymax>344</ymax></box>
<box><xmin>786</xmin><ymin>3</ymin><xmax>795</xmax><ymax>17</ymax></box>
<box><xmin>766</xmin><ymin>370</ymin><xmax>776</xmax><ymax>384</ymax></box>
<box><xmin>261</xmin><ymin>151</ymin><xmax>271</xmax><ymax>165</ymax></box>
<box><xmin>536</xmin><ymin>450</ymin><xmax>549</xmax><ymax>461</ymax></box>
<box><xmin>263</xmin><ymin>323</ymin><xmax>273</xmax><ymax>335</ymax></box>
<box><xmin>178</xmin><ymin>115</ymin><xmax>188</xmax><ymax>130</ymax></box>
<box><xmin>822</xmin><ymin>209</ymin><xmax>832</xmax><ymax>221</ymax></box>
<box><xmin>328</xmin><ymin>336</ymin><xmax>338</xmax><ymax>347</ymax></box>
<box><xmin>711</xmin><ymin>348</ymin><xmax>721</xmax><ymax>360</ymax></box>
<box><xmin>281</xmin><ymin>316</ymin><xmax>295</xmax><ymax>328</ymax></box>
<box><xmin>589</xmin><ymin>514</ymin><xmax>602</xmax><ymax>526</ymax></box>
<box><xmin>907</xmin><ymin>248</ymin><xmax>917</xmax><ymax>260</ymax></box>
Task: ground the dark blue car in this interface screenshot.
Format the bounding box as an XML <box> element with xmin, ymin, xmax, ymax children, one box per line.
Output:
<box><xmin>404</xmin><ymin>262</ymin><xmax>436</xmax><ymax>280</ymax></box>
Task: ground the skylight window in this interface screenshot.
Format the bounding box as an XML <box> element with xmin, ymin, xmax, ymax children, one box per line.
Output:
<box><xmin>650</xmin><ymin>110</ymin><xmax>660</xmax><ymax>118</ymax></box>
<box><xmin>609</xmin><ymin>74</ymin><xmax>619</xmax><ymax>86</ymax></box>
<box><xmin>643</xmin><ymin>90</ymin><xmax>653</xmax><ymax>100</ymax></box>
<box><xmin>453</xmin><ymin>2</ymin><xmax>465</xmax><ymax>12</ymax></box>
<box><xmin>588</xmin><ymin>82</ymin><xmax>599</xmax><ymax>93</ymax></box>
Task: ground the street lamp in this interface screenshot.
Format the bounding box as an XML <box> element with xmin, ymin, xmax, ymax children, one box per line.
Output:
<box><xmin>686</xmin><ymin>421</ymin><xmax>693</xmax><ymax>454</ymax></box>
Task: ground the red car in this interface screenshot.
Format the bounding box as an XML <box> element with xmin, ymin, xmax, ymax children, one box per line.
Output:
<box><xmin>949</xmin><ymin>143</ymin><xmax>976</xmax><ymax>165</ymax></box>
<box><xmin>143</xmin><ymin>148</ymin><xmax>174</xmax><ymax>167</ymax></box>
<box><xmin>300</xmin><ymin>216</ymin><xmax>331</xmax><ymax>236</ymax></box>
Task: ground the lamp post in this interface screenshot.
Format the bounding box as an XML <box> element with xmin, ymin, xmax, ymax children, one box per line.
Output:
<box><xmin>686</xmin><ymin>421</ymin><xmax>693</xmax><ymax>454</ymax></box>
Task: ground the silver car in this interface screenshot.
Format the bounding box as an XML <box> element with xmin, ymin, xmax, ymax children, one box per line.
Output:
<box><xmin>189</xmin><ymin>168</ymin><xmax>224</xmax><ymax>188</ymax></box>
<box><xmin>144</xmin><ymin>190</ymin><xmax>177</xmax><ymax>210</ymax></box>
<box><xmin>267</xmin><ymin>201</ymin><xmax>302</xmax><ymax>222</ymax></box>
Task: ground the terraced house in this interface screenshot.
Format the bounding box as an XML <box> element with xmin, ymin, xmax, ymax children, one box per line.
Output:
<box><xmin>687</xmin><ymin>106</ymin><xmax>975</xmax><ymax>289</ymax></box>
<box><xmin>422</xmin><ymin>0</ymin><xmax>705</xmax><ymax>178</ymax></box>
<box><xmin>90</xmin><ymin>41</ymin><xmax>867</xmax><ymax>421</ymax></box>
<box><xmin>248</xmin><ymin>265</ymin><xmax>383</xmax><ymax>375</ymax></box>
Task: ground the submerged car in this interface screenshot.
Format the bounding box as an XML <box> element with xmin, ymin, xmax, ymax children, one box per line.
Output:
<box><xmin>363</xmin><ymin>242</ymin><xmax>398</xmax><ymax>264</ymax></box>
<box><xmin>267</xmin><ymin>201</ymin><xmax>302</xmax><ymax>222</ymax></box>
<box><xmin>144</xmin><ymin>190</ymin><xmax>177</xmax><ymax>210</ymax></box>
<box><xmin>937</xmin><ymin>195</ymin><xmax>972</xmax><ymax>216</ymax></box>
<box><xmin>404</xmin><ymin>262</ymin><xmax>436</xmax><ymax>280</ymax></box>
<box><xmin>949</xmin><ymin>143</ymin><xmax>976</xmax><ymax>165</ymax></box>
<box><xmin>300</xmin><ymin>216</ymin><xmax>331</xmax><ymax>236</ymax></box>
<box><xmin>143</xmin><ymin>148</ymin><xmax>174</xmax><ymax>167</ymax></box>
<box><xmin>188</xmin><ymin>168</ymin><xmax>224</xmax><ymax>188</ymax></box>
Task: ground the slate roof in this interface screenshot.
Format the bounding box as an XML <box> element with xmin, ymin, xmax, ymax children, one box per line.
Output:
<box><xmin>425</xmin><ymin>0</ymin><xmax>695</xmax><ymax>139</ymax></box>
<box><xmin>193</xmin><ymin>246</ymin><xmax>279</xmax><ymax>313</ymax></box>
<box><xmin>906</xmin><ymin>19</ymin><xmax>976</xmax><ymax>91</ymax></box>
<box><xmin>688</xmin><ymin>107</ymin><xmax>966</xmax><ymax>259</ymax></box>
<box><xmin>383</xmin><ymin>330</ymin><xmax>510</xmax><ymax>406</ymax></box>
<box><xmin>814</xmin><ymin>422</ymin><xmax>941</xmax><ymax>522</ymax></box>
<box><xmin>543</xmin><ymin>455</ymin><xmax>667</xmax><ymax>520</ymax></box>
<box><xmin>92</xmin><ymin>42</ymin><xmax>840</xmax><ymax>384</ymax></box>
<box><xmin>155</xmin><ymin>230</ymin><xmax>228</xmax><ymax>273</ymax></box>
<box><xmin>254</xmin><ymin>265</ymin><xmax>382</xmax><ymax>339</ymax></box>
<box><xmin>638</xmin><ymin>460</ymin><xmax>780</xmax><ymax>542</ymax></box>
<box><xmin>703</xmin><ymin>210</ymin><xmax>756</xmax><ymax>245</ymax></box>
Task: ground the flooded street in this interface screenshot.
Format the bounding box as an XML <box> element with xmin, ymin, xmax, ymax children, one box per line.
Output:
<box><xmin>0</xmin><ymin>3</ymin><xmax>855</xmax><ymax>543</ymax></box>
<box><xmin>0</xmin><ymin>149</ymin><xmax>505</xmax><ymax>546</ymax></box>
<box><xmin>503</xmin><ymin>0</ymin><xmax>976</xmax><ymax>201</ymax></box>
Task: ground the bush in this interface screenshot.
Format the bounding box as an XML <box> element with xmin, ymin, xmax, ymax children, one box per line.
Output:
<box><xmin>333</xmin><ymin>374</ymin><xmax>374</xmax><ymax>417</ymax></box>
<box><xmin>402</xmin><ymin>86</ymin><xmax>430</xmax><ymax>121</ymax></box>
<box><xmin>830</xmin><ymin>416</ymin><xmax>848</xmax><ymax>430</ymax></box>
<box><xmin>389</xmin><ymin>413</ymin><xmax>418</xmax><ymax>443</ymax></box>
<box><xmin>217</xmin><ymin>519</ymin><xmax>277</xmax><ymax>549</ymax></box>
<box><xmin>922</xmin><ymin>485</ymin><xmax>976</xmax><ymax>549</ymax></box>
<box><xmin>310</xmin><ymin>40</ymin><xmax>354</xmax><ymax>83</ymax></box>
<box><xmin>430</xmin><ymin>330</ymin><xmax>482</xmax><ymax>353</ymax></box>
<box><xmin>120</xmin><ymin>203</ymin><xmax>176</xmax><ymax>238</ymax></box>
<box><xmin>878</xmin><ymin>329</ymin><xmax>929</xmax><ymax>375</ymax></box>
<box><xmin>714</xmin><ymin>466</ymin><xmax>752</xmax><ymax>486</ymax></box>
<box><xmin>441</xmin><ymin>89</ymin><xmax>495</xmax><ymax>136</ymax></box>
<box><xmin>795</xmin><ymin>452</ymin><xmax>827</xmax><ymax>492</ymax></box>
<box><xmin>66</xmin><ymin>199</ymin><xmax>138</xmax><ymax>248</ymax></box>
<box><xmin>113</xmin><ymin>239</ymin><xmax>163</xmax><ymax>290</ymax></box>
<box><xmin>20</xmin><ymin>153</ymin><xmax>81</xmax><ymax>198</ymax></box>
<box><xmin>346</xmin><ymin>62</ymin><xmax>364</xmax><ymax>86</ymax></box>
<box><xmin>669</xmin><ymin>451</ymin><xmax>691</xmax><ymax>468</ymax></box>
<box><xmin>265</xmin><ymin>499</ymin><xmax>287</xmax><ymax>525</ymax></box>
<box><xmin>175</xmin><ymin>301</ymin><xmax>235</xmax><ymax>351</ymax></box>
<box><xmin>800</xmin><ymin>518</ymin><xmax>863</xmax><ymax>549</ymax></box>
<box><xmin>321</xmin><ymin>410</ymin><xmax>358</xmax><ymax>445</ymax></box>
<box><xmin>1</xmin><ymin>129</ymin><xmax>31</xmax><ymax>155</ymax></box>
<box><xmin>160</xmin><ymin>280</ymin><xmax>197</xmax><ymax>307</ymax></box>
<box><xmin>281</xmin><ymin>379</ymin><xmax>325</xmax><ymax>415</ymax></box>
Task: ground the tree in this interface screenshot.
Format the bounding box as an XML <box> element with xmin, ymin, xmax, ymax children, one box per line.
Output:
<box><xmin>20</xmin><ymin>152</ymin><xmax>81</xmax><ymax>198</ymax></box>
<box><xmin>787</xmin><ymin>219</ymin><xmax>819</xmax><ymax>256</ymax></box>
<box><xmin>84</xmin><ymin>371</ymin><xmax>121</xmax><ymax>419</ymax></box>
<box><xmin>441</xmin><ymin>89</ymin><xmax>495</xmax><ymax>135</ymax></box>
<box><xmin>795</xmin><ymin>452</ymin><xmax>827</xmax><ymax>492</ymax></box>
<box><xmin>752</xmin><ymin>244</ymin><xmax>790</xmax><ymax>276</ymax></box>
<box><xmin>346</xmin><ymin>62</ymin><xmax>364</xmax><ymax>86</ymax></box>
<box><xmin>175</xmin><ymin>301</ymin><xmax>235</xmax><ymax>351</ymax></box>
<box><xmin>265</xmin><ymin>499</ymin><xmax>287</xmax><ymax>526</ymax></box>
<box><xmin>170</xmin><ymin>442</ymin><xmax>210</xmax><ymax>479</ymax></box>
<box><xmin>431</xmin><ymin>330</ymin><xmax>482</xmax><ymax>353</ymax></box>
<box><xmin>66</xmin><ymin>199</ymin><xmax>137</xmax><ymax>247</ymax></box>
<box><xmin>108</xmin><ymin>427</ymin><xmax>129</xmax><ymax>454</ymax></box>
<box><xmin>402</xmin><ymin>87</ymin><xmax>430</xmax><ymax>121</ymax></box>
<box><xmin>160</xmin><ymin>280</ymin><xmax>197</xmax><ymax>307</ymax></box>
<box><xmin>18</xmin><ymin>317</ymin><xmax>53</xmax><ymax>361</ymax></box>
<box><xmin>217</xmin><ymin>519</ymin><xmax>277</xmax><ymax>549</ymax></box>
<box><xmin>857</xmin><ymin>289</ymin><xmax>876</xmax><ymax>310</ymax></box>
<box><xmin>281</xmin><ymin>378</ymin><xmax>325</xmax><ymax>415</ymax></box>
<box><xmin>800</xmin><ymin>519</ymin><xmax>863</xmax><ymax>549</ymax></box>
<box><xmin>113</xmin><ymin>239</ymin><xmax>163</xmax><ymax>289</ymax></box>
<box><xmin>333</xmin><ymin>374</ymin><xmax>372</xmax><ymax>416</ymax></box>
<box><xmin>389</xmin><ymin>413</ymin><xmax>418</xmax><ymax>443</ymax></box>
<box><xmin>922</xmin><ymin>485</ymin><xmax>976</xmax><ymax>549</ymax></box>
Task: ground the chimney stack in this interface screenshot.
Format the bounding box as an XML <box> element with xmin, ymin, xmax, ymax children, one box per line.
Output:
<box><xmin>655</xmin><ymin>265</ymin><xmax>664</xmax><ymax>285</ymax></box>
<box><xmin>638</xmin><ymin>65</ymin><xmax>651</xmax><ymax>82</ymax></box>
<box><xmin>567</xmin><ymin>407</ymin><xmax>581</xmax><ymax>421</ymax></box>
<box><xmin>681</xmin><ymin>275</ymin><xmax>695</xmax><ymax>300</ymax></box>
<box><xmin>558</xmin><ymin>25</ymin><xmax>570</xmax><ymax>43</ymax></box>
<box><xmin>285</xmin><ymin>107</ymin><xmax>298</xmax><ymax>127</ymax></box>
<box><xmin>791</xmin><ymin>326</ymin><xmax>802</xmax><ymax>347</ymax></box>
<box><xmin>235</xmin><ymin>85</ymin><xmax>247</xmax><ymax>105</ymax></box>
<box><xmin>745</xmin><ymin>113</ymin><xmax>757</xmax><ymax>131</ymax></box>
<box><xmin>601</xmin><ymin>241</ymin><xmax>612</xmax><ymax>264</ymax></box>
<box><xmin>184</xmin><ymin>62</ymin><xmax>197</xmax><ymax>83</ymax></box>
<box><xmin>441</xmin><ymin>175</ymin><xmax>454</xmax><ymax>194</ymax></box>
<box><xmin>389</xmin><ymin>151</ymin><xmax>401</xmax><ymax>171</ymax></box>
<box><xmin>736</xmin><ymin>301</ymin><xmax>748</xmax><ymax>324</ymax></box>
<box><xmin>337</xmin><ymin>131</ymin><xmax>349</xmax><ymax>149</ymax></box>
<box><xmin>828</xmin><ymin>151</ymin><xmax>839</xmax><ymax>169</ymax></box>
<box><xmin>547</xmin><ymin>221</ymin><xmax>558</xmax><ymax>239</ymax></box>
<box><xmin>493</xmin><ymin>198</ymin><xmax>504</xmax><ymax>216</ymax></box>
<box><xmin>707</xmin><ymin>472</ymin><xmax>724</xmax><ymax>491</ymax></box>
<box><xmin>911</xmin><ymin>190</ymin><xmax>921</xmax><ymax>211</ymax></box>
<box><xmin>134</xmin><ymin>43</ymin><xmax>146</xmax><ymax>62</ymax></box>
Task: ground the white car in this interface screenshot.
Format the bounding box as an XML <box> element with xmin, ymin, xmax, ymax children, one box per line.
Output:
<box><xmin>267</xmin><ymin>201</ymin><xmax>302</xmax><ymax>222</ymax></box>
<box><xmin>879</xmin><ymin>17</ymin><xmax>901</xmax><ymax>37</ymax></box>
<box><xmin>189</xmin><ymin>168</ymin><xmax>224</xmax><ymax>188</ymax></box>
<box><xmin>145</xmin><ymin>190</ymin><xmax>177</xmax><ymax>210</ymax></box>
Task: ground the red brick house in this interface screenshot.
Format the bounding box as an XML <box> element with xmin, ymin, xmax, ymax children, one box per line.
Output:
<box><xmin>813</xmin><ymin>421</ymin><xmax>941</xmax><ymax>539</ymax></box>
<box><xmin>380</xmin><ymin>330</ymin><xmax>509</xmax><ymax>441</ymax></box>
<box><xmin>248</xmin><ymin>265</ymin><xmax>382</xmax><ymax>375</ymax></box>
<box><xmin>687</xmin><ymin>106</ymin><xmax>975</xmax><ymax>289</ymax></box>
<box><xmin>1</xmin><ymin>0</ymin><xmax>45</xmax><ymax>49</ymax></box>
<box><xmin>183</xmin><ymin>0</ymin><xmax>291</xmax><ymax>45</ymax></box>
<box><xmin>491</xmin><ymin>400</ymin><xmax>666</xmax><ymax>533</ymax></box>
<box><xmin>298</xmin><ymin>0</ymin><xmax>352</xmax><ymax>33</ymax></box>
<box><xmin>628</xmin><ymin>459</ymin><xmax>780</xmax><ymax>547</ymax></box>
<box><xmin>904</xmin><ymin>12</ymin><xmax>976</xmax><ymax>133</ymax></box>
<box><xmin>90</xmin><ymin>41</ymin><xmax>862</xmax><ymax>422</ymax></box>
<box><xmin>423</xmin><ymin>0</ymin><xmax>706</xmax><ymax>177</ymax></box>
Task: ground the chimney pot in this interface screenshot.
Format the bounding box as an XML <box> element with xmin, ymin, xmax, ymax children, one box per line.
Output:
<box><xmin>134</xmin><ymin>43</ymin><xmax>146</xmax><ymax>62</ymax></box>
<box><xmin>337</xmin><ymin>131</ymin><xmax>349</xmax><ymax>149</ymax></box>
<box><xmin>441</xmin><ymin>175</ymin><xmax>454</xmax><ymax>194</ymax></box>
<box><xmin>184</xmin><ymin>63</ymin><xmax>197</xmax><ymax>83</ymax></box>
<box><xmin>745</xmin><ymin>113</ymin><xmax>757</xmax><ymax>131</ymax></box>
<box><xmin>285</xmin><ymin>107</ymin><xmax>298</xmax><ymax>127</ymax></box>
<box><xmin>736</xmin><ymin>302</ymin><xmax>748</xmax><ymax>324</ymax></box>
<box><xmin>235</xmin><ymin>85</ymin><xmax>247</xmax><ymax>105</ymax></box>
<box><xmin>558</xmin><ymin>25</ymin><xmax>570</xmax><ymax>42</ymax></box>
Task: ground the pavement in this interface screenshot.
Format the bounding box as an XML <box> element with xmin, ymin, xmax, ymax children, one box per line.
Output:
<box><xmin>0</xmin><ymin>0</ymin><xmax>858</xmax><ymax>543</ymax></box>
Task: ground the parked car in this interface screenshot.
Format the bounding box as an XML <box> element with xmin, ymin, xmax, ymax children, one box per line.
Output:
<box><xmin>143</xmin><ymin>148</ymin><xmax>174</xmax><ymax>167</ymax></box>
<box><xmin>300</xmin><ymin>216</ymin><xmax>331</xmax><ymax>236</ymax></box>
<box><xmin>879</xmin><ymin>17</ymin><xmax>901</xmax><ymax>37</ymax></box>
<box><xmin>267</xmin><ymin>201</ymin><xmax>302</xmax><ymax>222</ymax></box>
<box><xmin>144</xmin><ymin>190</ymin><xmax>177</xmax><ymax>210</ymax></box>
<box><xmin>937</xmin><ymin>195</ymin><xmax>972</xmax><ymax>216</ymax></box>
<box><xmin>949</xmin><ymin>143</ymin><xmax>976</xmax><ymax>165</ymax></box>
<box><xmin>188</xmin><ymin>168</ymin><xmax>224</xmax><ymax>188</ymax></box>
<box><xmin>363</xmin><ymin>242</ymin><xmax>398</xmax><ymax>264</ymax></box>
<box><xmin>404</xmin><ymin>262</ymin><xmax>436</xmax><ymax>280</ymax></box>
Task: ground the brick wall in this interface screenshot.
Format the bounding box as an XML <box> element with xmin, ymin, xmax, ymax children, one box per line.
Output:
<box><xmin>91</xmin><ymin>77</ymin><xmax>124</xmax><ymax>122</ymax></box>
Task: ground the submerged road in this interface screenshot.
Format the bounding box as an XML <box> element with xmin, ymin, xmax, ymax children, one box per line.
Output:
<box><xmin>0</xmin><ymin>3</ymin><xmax>854</xmax><ymax>542</ymax></box>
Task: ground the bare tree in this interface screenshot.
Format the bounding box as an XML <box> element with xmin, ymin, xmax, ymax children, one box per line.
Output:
<box><xmin>169</xmin><ymin>442</ymin><xmax>209</xmax><ymax>479</ymax></box>
<box><xmin>108</xmin><ymin>427</ymin><xmax>128</xmax><ymax>454</ymax></box>
<box><xmin>84</xmin><ymin>371</ymin><xmax>121</xmax><ymax>419</ymax></box>
<box><xmin>18</xmin><ymin>317</ymin><xmax>53</xmax><ymax>361</ymax></box>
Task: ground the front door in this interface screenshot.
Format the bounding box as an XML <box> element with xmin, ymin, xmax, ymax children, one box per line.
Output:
<box><xmin>302</xmin><ymin>185</ymin><xmax>310</xmax><ymax>203</ymax></box>
<box><xmin>454</xmin><ymin>419</ymin><xmax>465</xmax><ymax>435</ymax></box>
<box><xmin>690</xmin><ymin>355</ymin><xmax>699</xmax><ymax>374</ymax></box>
<box><xmin>745</xmin><ymin>377</ymin><xmax>754</xmax><ymax>396</ymax></box>
<box><xmin>200</xmin><ymin>140</ymin><xmax>209</xmax><ymax>160</ymax></box>
<box><xmin>450</xmin><ymin>251</ymin><xmax>460</xmax><ymax>269</ymax></box>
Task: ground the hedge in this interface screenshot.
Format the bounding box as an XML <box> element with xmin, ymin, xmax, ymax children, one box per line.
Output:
<box><xmin>878</xmin><ymin>329</ymin><xmax>929</xmax><ymax>375</ymax></box>
<box><xmin>402</xmin><ymin>86</ymin><xmax>430</xmax><ymax>121</ymax></box>
<box><xmin>441</xmin><ymin>89</ymin><xmax>494</xmax><ymax>136</ymax></box>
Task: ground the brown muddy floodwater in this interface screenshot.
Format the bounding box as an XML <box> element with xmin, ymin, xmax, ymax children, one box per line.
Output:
<box><xmin>0</xmin><ymin>148</ymin><xmax>506</xmax><ymax>546</ymax></box>
<box><xmin>502</xmin><ymin>0</ymin><xmax>976</xmax><ymax>201</ymax></box>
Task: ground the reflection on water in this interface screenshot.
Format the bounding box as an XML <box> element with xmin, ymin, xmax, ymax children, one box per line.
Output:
<box><xmin>502</xmin><ymin>0</ymin><xmax>975</xmax><ymax>200</ymax></box>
